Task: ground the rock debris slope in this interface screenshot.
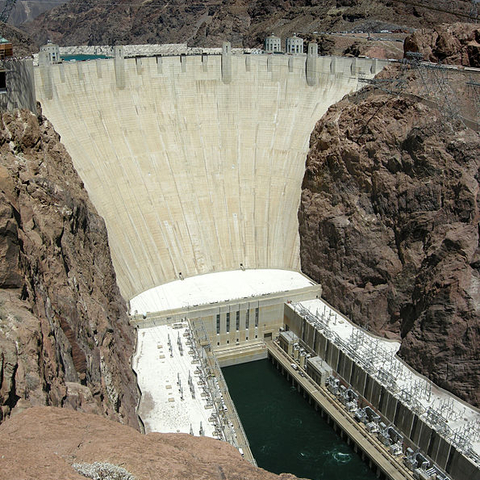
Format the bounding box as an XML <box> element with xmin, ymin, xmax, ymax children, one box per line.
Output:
<box><xmin>21</xmin><ymin>0</ymin><xmax>473</xmax><ymax>48</ymax></box>
<box><xmin>0</xmin><ymin>108</ymin><xmax>138</xmax><ymax>426</ymax></box>
<box><xmin>299</xmin><ymin>86</ymin><xmax>480</xmax><ymax>407</ymax></box>
<box><xmin>0</xmin><ymin>407</ymin><xmax>301</xmax><ymax>480</ymax></box>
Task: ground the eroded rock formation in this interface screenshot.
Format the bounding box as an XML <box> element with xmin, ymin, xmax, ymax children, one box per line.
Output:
<box><xmin>0</xmin><ymin>108</ymin><xmax>138</xmax><ymax>427</ymax></box>
<box><xmin>404</xmin><ymin>22</ymin><xmax>480</xmax><ymax>66</ymax></box>
<box><xmin>0</xmin><ymin>407</ymin><xmax>301</xmax><ymax>480</ymax></box>
<box><xmin>21</xmin><ymin>0</ymin><xmax>472</xmax><ymax>49</ymax></box>
<box><xmin>299</xmin><ymin>89</ymin><xmax>480</xmax><ymax>406</ymax></box>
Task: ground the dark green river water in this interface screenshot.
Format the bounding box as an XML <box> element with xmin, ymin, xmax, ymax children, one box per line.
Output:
<box><xmin>222</xmin><ymin>359</ymin><xmax>377</xmax><ymax>480</ymax></box>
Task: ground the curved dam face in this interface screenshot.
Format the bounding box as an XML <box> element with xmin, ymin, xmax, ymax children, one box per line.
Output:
<box><xmin>35</xmin><ymin>50</ymin><xmax>385</xmax><ymax>301</ymax></box>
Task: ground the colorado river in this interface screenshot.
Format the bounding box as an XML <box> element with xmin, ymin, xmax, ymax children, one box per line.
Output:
<box><xmin>223</xmin><ymin>359</ymin><xmax>377</xmax><ymax>480</ymax></box>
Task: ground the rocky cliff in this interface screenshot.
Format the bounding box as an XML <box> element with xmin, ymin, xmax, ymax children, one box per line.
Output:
<box><xmin>7</xmin><ymin>0</ymin><xmax>67</xmax><ymax>27</ymax></box>
<box><xmin>0</xmin><ymin>108</ymin><xmax>138</xmax><ymax>427</ymax></box>
<box><xmin>299</xmin><ymin>74</ymin><xmax>480</xmax><ymax>406</ymax></box>
<box><xmin>21</xmin><ymin>0</ymin><xmax>472</xmax><ymax>49</ymax></box>
<box><xmin>404</xmin><ymin>22</ymin><xmax>480</xmax><ymax>66</ymax></box>
<box><xmin>0</xmin><ymin>407</ymin><xmax>300</xmax><ymax>480</ymax></box>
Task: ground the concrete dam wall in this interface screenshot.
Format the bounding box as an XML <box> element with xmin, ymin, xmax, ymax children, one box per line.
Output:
<box><xmin>35</xmin><ymin>50</ymin><xmax>386</xmax><ymax>301</ymax></box>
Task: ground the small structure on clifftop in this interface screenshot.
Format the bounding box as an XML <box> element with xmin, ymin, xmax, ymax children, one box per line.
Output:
<box><xmin>0</xmin><ymin>37</ymin><xmax>13</xmax><ymax>60</ymax></box>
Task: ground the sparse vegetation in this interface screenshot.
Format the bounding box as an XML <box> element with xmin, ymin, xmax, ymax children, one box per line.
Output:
<box><xmin>72</xmin><ymin>462</ymin><xmax>135</xmax><ymax>480</ymax></box>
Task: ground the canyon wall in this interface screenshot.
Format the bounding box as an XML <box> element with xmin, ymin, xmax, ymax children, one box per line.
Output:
<box><xmin>299</xmin><ymin>85</ymin><xmax>480</xmax><ymax>406</ymax></box>
<box><xmin>404</xmin><ymin>22</ymin><xmax>480</xmax><ymax>67</ymax></box>
<box><xmin>21</xmin><ymin>0</ymin><xmax>472</xmax><ymax>48</ymax></box>
<box><xmin>0</xmin><ymin>108</ymin><xmax>138</xmax><ymax>426</ymax></box>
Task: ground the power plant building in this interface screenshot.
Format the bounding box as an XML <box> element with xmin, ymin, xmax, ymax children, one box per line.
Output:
<box><xmin>283</xmin><ymin>300</ymin><xmax>480</xmax><ymax>480</ymax></box>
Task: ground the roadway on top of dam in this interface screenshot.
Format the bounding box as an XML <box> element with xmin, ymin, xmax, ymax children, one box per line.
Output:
<box><xmin>35</xmin><ymin>51</ymin><xmax>387</xmax><ymax>301</ymax></box>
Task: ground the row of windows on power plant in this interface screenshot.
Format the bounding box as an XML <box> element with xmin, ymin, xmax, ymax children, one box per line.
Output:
<box><xmin>216</xmin><ymin>307</ymin><xmax>259</xmax><ymax>334</ymax></box>
<box><xmin>264</xmin><ymin>33</ymin><xmax>304</xmax><ymax>54</ymax></box>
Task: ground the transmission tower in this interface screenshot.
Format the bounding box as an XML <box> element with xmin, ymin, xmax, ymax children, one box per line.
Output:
<box><xmin>404</xmin><ymin>51</ymin><xmax>465</xmax><ymax>127</ymax></box>
<box><xmin>467</xmin><ymin>80</ymin><xmax>480</xmax><ymax>121</ymax></box>
<box><xmin>422</xmin><ymin>64</ymin><xmax>462</xmax><ymax>120</ymax></box>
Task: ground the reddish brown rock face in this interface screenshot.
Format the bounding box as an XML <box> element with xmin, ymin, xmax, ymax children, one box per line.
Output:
<box><xmin>20</xmin><ymin>0</ymin><xmax>472</xmax><ymax>49</ymax></box>
<box><xmin>299</xmin><ymin>92</ymin><xmax>480</xmax><ymax>407</ymax></box>
<box><xmin>0</xmin><ymin>109</ymin><xmax>138</xmax><ymax>427</ymax></box>
<box><xmin>0</xmin><ymin>407</ymin><xmax>302</xmax><ymax>480</ymax></box>
<box><xmin>404</xmin><ymin>23</ymin><xmax>480</xmax><ymax>67</ymax></box>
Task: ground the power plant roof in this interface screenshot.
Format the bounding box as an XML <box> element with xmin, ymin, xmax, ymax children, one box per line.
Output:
<box><xmin>130</xmin><ymin>269</ymin><xmax>315</xmax><ymax>315</ymax></box>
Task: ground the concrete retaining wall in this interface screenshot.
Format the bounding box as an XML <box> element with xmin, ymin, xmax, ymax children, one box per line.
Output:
<box><xmin>0</xmin><ymin>58</ymin><xmax>36</xmax><ymax>112</ymax></box>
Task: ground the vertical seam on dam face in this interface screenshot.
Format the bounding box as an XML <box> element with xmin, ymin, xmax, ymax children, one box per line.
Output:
<box><xmin>34</xmin><ymin>53</ymin><xmax>386</xmax><ymax>301</ymax></box>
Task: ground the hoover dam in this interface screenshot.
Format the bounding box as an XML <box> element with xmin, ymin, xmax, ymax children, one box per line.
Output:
<box><xmin>31</xmin><ymin>45</ymin><xmax>480</xmax><ymax>480</ymax></box>
<box><xmin>34</xmin><ymin>45</ymin><xmax>386</xmax><ymax>301</ymax></box>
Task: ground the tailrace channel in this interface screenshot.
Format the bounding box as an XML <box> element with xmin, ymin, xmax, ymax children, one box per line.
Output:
<box><xmin>223</xmin><ymin>359</ymin><xmax>377</xmax><ymax>480</ymax></box>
